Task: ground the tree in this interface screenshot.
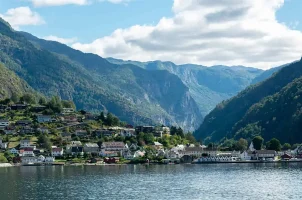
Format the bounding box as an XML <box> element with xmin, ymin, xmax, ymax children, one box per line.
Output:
<box><xmin>105</xmin><ymin>113</ymin><xmax>114</xmax><ymax>126</ymax></box>
<box><xmin>11</xmin><ymin>92</ymin><xmax>19</xmax><ymax>103</ymax></box>
<box><xmin>38</xmin><ymin>134</ymin><xmax>52</xmax><ymax>151</ymax></box>
<box><xmin>252</xmin><ymin>136</ymin><xmax>264</xmax><ymax>150</ymax></box>
<box><xmin>282</xmin><ymin>143</ymin><xmax>291</xmax><ymax>150</ymax></box>
<box><xmin>61</xmin><ymin>100</ymin><xmax>76</xmax><ymax>109</ymax></box>
<box><xmin>20</xmin><ymin>93</ymin><xmax>36</xmax><ymax>105</ymax></box>
<box><xmin>144</xmin><ymin>133</ymin><xmax>154</xmax><ymax>145</ymax></box>
<box><xmin>39</xmin><ymin>97</ymin><xmax>47</xmax><ymax>105</ymax></box>
<box><xmin>267</xmin><ymin>138</ymin><xmax>281</xmax><ymax>151</ymax></box>
<box><xmin>185</xmin><ymin>133</ymin><xmax>196</xmax><ymax>144</ymax></box>
<box><xmin>236</xmin><ymin>138</ymin><xmax>248</xmax><ymax>151</ymax></box>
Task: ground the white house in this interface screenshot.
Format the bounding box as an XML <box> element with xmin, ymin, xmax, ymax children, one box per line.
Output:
<box><xmin>100</xmin><ymin>142</ymin><xmax>127</xmax><ymax>156</ymax></box>
<box><xmin>0</xmin><ymin>139</ymin><xmax>8</xmax><ymax>149</ymax></box>
<box><xmin>83</xmin><ymin>143</ymin><xmax>99</xmax><ymax>154</ymax></box>
<box><xmin>20</xmin><ymin>140</ymin><xmax>31</xmax><ymax>148</ymax></box>
<box><xmin>22</xmin><ymin>148</ymin><xmax>35</xmax><ymax>157</ymax></box>
<box><xmin>21</xmin><ymin>157</ymin><xmax>38</xmax><ymax>164</ymax></box>
<box><xmin>153</xmin><ymin>142</ymin><xmax>163</xmax><ymax>150</ymax></box>
<box><xmin>62</xmin><ymin>108</ymin><xmax>75</xmax><ymax>114</ymax></box>
<box><xmin>0</xmin><ymin>119</ymin><xmax>9</xmax><ymax>130</ymax></box>
<box><xmin>45</xmin><ymin>157</ymin><xmax>55</xmax><ymax>163</ymax></box>
<box><xmin>240</xmin><ymin>151</ymin><xmax>252</xmax><ymax>161</ymax></box>
<box><xmin>51</xmin><ymin>148</ymin><xmax>64</xmax><ymax>157</ymax></box>
<box><xmin>37</xmin><ymin>155</ymin><xmax>45</xmax><ymax>162</ymax></box>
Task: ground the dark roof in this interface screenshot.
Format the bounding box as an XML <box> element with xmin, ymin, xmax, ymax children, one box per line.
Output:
<box><xmin>52</xmin><ymin>148</ymin><xmax>63</xmax><ymax>152</ymax></box>
<box><xmin>61</xmin><ymin>132</ymin><xmax>71</xmax><ymax>137</ymax></box>
<box><xmin>23</xmin><ymin>148</ymin><xmax>34</xmax><ymax>151</ymax></box>
<box><xmin>71</xmin><ymin>146</ymin><xmax>83</xmax><ymax>152</ymax></box>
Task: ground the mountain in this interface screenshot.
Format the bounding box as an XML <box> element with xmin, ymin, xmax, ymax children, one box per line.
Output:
<box><xmin>0</xmin><ymin>18</ymin><xmax>201</xmax><ymax>131</ymax></box>
<box><xmin>194</xmin><ymin>59</ymin><xmax>302</xmax><ymax>144</ymax></box>
<box><xmin>107</xmin><ymin>58</ymin><xmax>263</xmax><ymax>116</ymax></box>
<box><xmin>0</xmin><ymin>63</ymin><xmax>37</xmax><ymax>98</ymax></box>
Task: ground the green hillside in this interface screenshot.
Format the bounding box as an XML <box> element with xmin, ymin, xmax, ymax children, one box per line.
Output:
<box><xmin>0</xmin><ymin>18</ymin><xmax>202</xmax><ymax>130</ymax></box>
<box><xmin>195</xmin><ymin>59</ymin><xmax>302</xmax><ymax>144</ymax></box>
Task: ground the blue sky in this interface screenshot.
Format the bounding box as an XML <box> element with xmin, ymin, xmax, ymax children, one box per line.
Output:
<box><xmin>0</xmin><ymin>0</ymin><xmax>174</xmax><ymax>42</ymax></box>
<box><xmin>0</xmin><ymin>0</ymin><xmax>302</xmax><ymax>69</ymax></box>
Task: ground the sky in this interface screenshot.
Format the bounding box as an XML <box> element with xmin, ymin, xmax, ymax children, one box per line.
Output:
<box><xmin>0</xmin><ymin>0</ymin><xmax>302</xmax><ymax>69</ymax></box>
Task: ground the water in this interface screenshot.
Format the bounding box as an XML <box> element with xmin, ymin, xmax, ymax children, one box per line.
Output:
<box><xmin>0</xmin><ymin>163</ymin><xmax>302</xmax><ymax>200</ymax></box>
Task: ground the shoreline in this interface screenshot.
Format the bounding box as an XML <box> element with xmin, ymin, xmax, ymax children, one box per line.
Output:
<box><xmin>1</xmin><ymin>160</ymin><xmax>302</xmax><ymax>168</ymax></box>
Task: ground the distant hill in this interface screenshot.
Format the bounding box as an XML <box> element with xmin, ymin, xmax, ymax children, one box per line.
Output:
<box><xmin>0</xmin><ymin>18</ymin><xmax>202</xmax><ymax>131</ymax></box>
<box><xmin>107</xmin><ymin>58</ymin><xmax>263</xmax><ymax>116</ymax></box>
<box><xmin>194</xmin><ymin>59</ymin><xmax>302</xmax><ymax>144</ymax></box>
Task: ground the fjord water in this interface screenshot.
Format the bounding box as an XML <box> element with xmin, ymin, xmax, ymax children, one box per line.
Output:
<box><xmin>0</xmin><ymin>164</ymin><xmax>302</xmax><ymax>200</ymax></box>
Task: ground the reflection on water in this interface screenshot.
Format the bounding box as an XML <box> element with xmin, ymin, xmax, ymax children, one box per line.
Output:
<box><xmin>0</xmin><ymin>163</ymin><xmax>302</xmax><ymax>200</ymax></box>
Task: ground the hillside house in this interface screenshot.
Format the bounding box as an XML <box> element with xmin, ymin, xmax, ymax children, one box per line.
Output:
<box><xmin>61</xmin><ymin>132</ymin><xmax>72</xmax><ymax>141</ymax></box>
<box><xmin>0</xmin><ymin>139</ymin><xmax>7</xmax><ymax>149</ymax></box>
<box><xmin>15</xmin><ymin>120</ymin><xmax>32</xmax><ymax>126</ymax></box>
<box><xmin>20</xmin><ymin>140</ymin><xmax>31</xmax><ymax>148</ymax></box>
<box><xmin>0</xmin><ymin>119</ymin><xmax>9</xmax><ymax>130</ymax></box>
<box><xmin>51</xmin><ymin>148</ymin><xmax>64</xmax><ymax>157</ymax></box>
<box><xmin>9</xmin><ymin>148</ymin><xmax>19</xmax><ymax>155</ymax></box>
<box><xmin>84</xmin><ymin>143</ymin><xmax>99</xmax><ymax>154</ymax></box>
<box><xmin>100</xmin><ymin>142</ymin><xmax>127</xmax><ymax>157</ymax></box>
<box><xmin>11</xmin><ymin>104</ymin><xmax>28</xmax><ymax>110</ymax></box>
<box><xmin>22</xmin><ymin>148</ymin><xmax>35</xmax><ymax>157</ymax></box>
<box><xmin>37</xmin><ymin>115</ymin><xmax>52</xmax><ymax>123</ymax></box>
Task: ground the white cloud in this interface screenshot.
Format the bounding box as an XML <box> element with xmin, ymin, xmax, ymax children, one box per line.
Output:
<box><xmin>0</xmin><ymin>7</ymin><xmax>45</xmax><ymax>29</ymax></box>
<box><xmin>43</xmin><ymin>35</ymin><xmax>78</xmax><ymax>44</ymax></box>
<box><xmin>102</xmin><ymin>0</ymin><xmax>132</xmax><ymax>4</ymax></box>
<box><xmin>72</xmin><ymin>0</ymin><xmax>302</xmax><ymax>69</ymax></box>
<box><xmin>30</xmin><ymin>0</ymin><xmax>89</xmax><ymax>7</ymax></box>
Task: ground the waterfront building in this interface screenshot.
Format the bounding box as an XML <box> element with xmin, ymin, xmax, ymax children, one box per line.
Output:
<box><xmin>51</xmin><ymin>148</ymin><xmax>64</xmax><ymax>157</ymax></box>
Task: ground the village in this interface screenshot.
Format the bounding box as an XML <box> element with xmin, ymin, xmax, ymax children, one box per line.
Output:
<box><xmin>0</xmin><ymin>96</ymin><xmax>302</xmax><ymax>166</ymax></box>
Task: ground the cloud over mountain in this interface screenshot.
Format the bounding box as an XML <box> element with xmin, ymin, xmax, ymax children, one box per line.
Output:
<box><xmin>72</xmin><ymin>0</ymin><xmax>302</xmax><ymax>69</ymax></box>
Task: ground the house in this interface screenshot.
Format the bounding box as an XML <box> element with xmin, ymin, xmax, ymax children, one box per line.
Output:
<box><xmin>15</xmin><ymin>120</ymin><xmax>32</xmax><ymax>126</ymax></box>
<box><xmin>281</xmin><ymin>153</ymin><xmax>293</xmax><ymax>160</ymax></box>
<box><xmin>4</xmin><ymin>126</ymin><xmax>16</xmax><ymax>135</ymax></box>
<box><xmin>51</xmin><ymin>148</ymin><xmax>64</xmax><ymax>157</ymax></box>
<box><xmin>21</xmin><ymin>157</ymin><xmax>38</xmax><ymax>164</ymax></box>
<box><xmin>20</xmin><ymin>140</ymin><xmax>31</xmax><ymax>148</ymax></box>
<box><xmin>120</xmin><ymin>128</ymin><xmax>136</xmax><ymax>137</ymax></box>
<box><xmin>37</xmin><ymin>155</ymin><xmax>45</xmax><ymax>162</ymax></box>
<box><xmin>0</xmin><ymin>104</ymin><xmax>8</xmax><ymax>111</ymax></box>
<box><xmin>0</xmin><ymin>119</ymin><xmax>9</xmax><ymax>130</ymax></box>
<box><xmin>61</xmin><ymin>132</ymin><xmax>72</xmax><ymax>141</ymax></box>
<box><xmin>240</xmin><ymin>151</ymin><xmax>252</xmax><ymax>161</ymax></box>
<box><xmin>154</xmin><ymin>126</ymin><xmax>170</xmax><ymax>137</ymax></box>
<box><xmin>0</xmin><ymin>139</ymin><xmax>7</xmax><ymax>149</ymax></box>
<box><xmin>62</xmin><ymin>107</ymin><xmax>75</xmax><ymax>114</ymax></box>
<box><xmin>153</xmin><ymin>142</ymin><xmax>163</xmax><ymax>150</ymax></box>
<box><xmin>71</xmin><ymin>146</ymin><xmax>84</xmax><ymax>156</ymax></box>
<box><xmin>84</xmin><ymin>113</ymin><xmax>97</xmax><ymax>120</ymax></box>
<box><xmin>84</xmin><ymin>143</ymin><xmax>99</xmax><ymax>154</ymax></box>
<box><xmin>75</xmin><ymin>130</ymin><xmax>88</xmax><ymax>137</ymax></box>
<box><xmin>9</xmin><ymin>148</ymin><xmax>19</xmax><ymax>155</ymax></box>
<box><xmin>37</xmin><ymin>115</ymin><xmax>52</xmax><ymax>123</ymax></box>
<box><xmin>62</xmin><ymin>115</ymin><xmax>78</xmax><ymax>123</ymax></box>
<box><xmin>22</xmin><ymin>147</ymin><xmax>35</xmax><ymax>157</ymax></box>
<box><xmin>94</xmin><ymin>129</ymin><xmax>115</xmax><ymax>137</ymax></box>
<box><xmin>129</xmin><ymin>143</ymin><xmax>139</xmax><ymax>151</ymax></box>
<box><xmin>11</xmin><ymin>104</ymin><xmax>28</xmax><ymax>110</ymax></box>
<box><xmin>45</xmin><ymin>157</ymin><xmax>55</xmax><ymax>163</ymax></box>
<box><xmin>37</xmin><ymin>127</ymin><xmax>49</xmax><ymax>134</ymax></box>
<box><xmin>20</xmin><ymin>126</ymin><xmax>34</xmax><ymax>134</ymax></box>
<box><xmin>31</xmin><ymin>105</ymin><xmax>46</xmax><ymax>112</ymax></box>
<box><xmin>252</xmin><ymin>150</ymin><xmax>277</xmax><ymax>160</ymax></box>
<box><xmin>135</xmin><ymin>126</ymin><xmax>155</xmax><ymax>134</ymax></box>
<box><xmin>100</xmin><ymin>142</ymin><xmax>127</xmax><ymax>157</ymax></box>
<box><xmin>71</xmin><ymin>141</ymin><xmax>82</xmax><ymax>146</ymax></box>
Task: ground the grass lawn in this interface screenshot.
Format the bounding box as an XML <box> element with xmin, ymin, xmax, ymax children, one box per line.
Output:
<box><xmin>8</xmin><ymin>142</ymin><xmax>19</xmax><ymax>148</ymax></box>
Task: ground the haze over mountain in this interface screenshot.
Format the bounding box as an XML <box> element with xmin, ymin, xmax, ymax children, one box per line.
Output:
<box><xmin>107</xmin><ymin>58</ymin><xmax>264</xmax><ymax>116</ymax></box>
<box><xmin>0</xmin><ymin>18</ymin><xmax>202</xmax><ymax>131</ymax></box>
<box><xmin>195</xmin><ymin>58</ymin><xmax>302</xmax><ymax>144</ymax></box>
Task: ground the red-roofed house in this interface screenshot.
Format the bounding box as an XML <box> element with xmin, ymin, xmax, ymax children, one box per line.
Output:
<box><xmin>51</xmin><ymin>148</ymin><xmax>64</xmax><ymax>157</ymax></box>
